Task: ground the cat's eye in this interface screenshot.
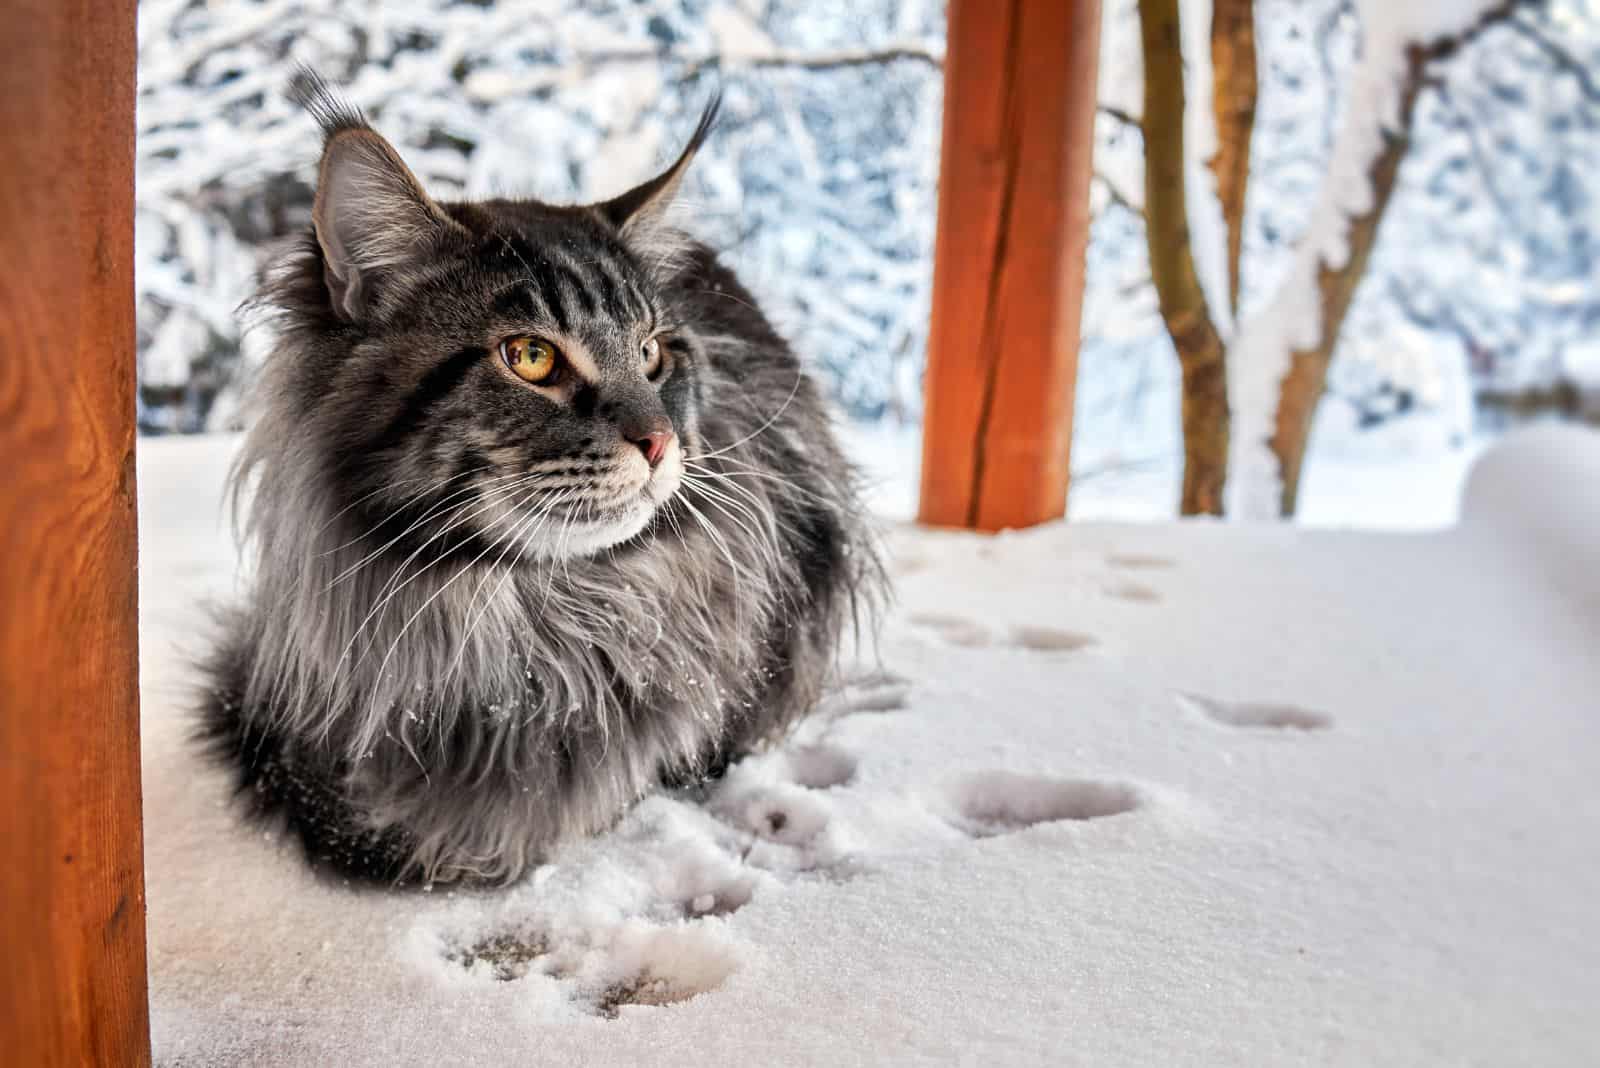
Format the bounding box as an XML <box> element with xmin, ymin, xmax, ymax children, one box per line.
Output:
<box><xmin>501</xmin><ymin>335</ymin><xmax>560</xmax><ymax>385</ymax></box>
<box><xmin>641</xmin><ymin>336</ymin><xmax>664</xmax><ymax>379</ymax></box>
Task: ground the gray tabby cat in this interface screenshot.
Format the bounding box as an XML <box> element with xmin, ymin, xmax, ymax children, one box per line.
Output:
<box><xmin>202</xmin><ymin>79</ymin><xmax>884</xmax><ymax>886</ymax></box>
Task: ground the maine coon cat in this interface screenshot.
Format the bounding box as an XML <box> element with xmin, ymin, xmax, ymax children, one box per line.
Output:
<box><xmin>202</xmin><ymin>79</ymin><xmax>883</xmax><ymax>886</ymax></box>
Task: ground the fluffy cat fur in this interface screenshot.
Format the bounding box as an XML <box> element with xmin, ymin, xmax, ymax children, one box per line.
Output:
<box><xmin>202</xmin><ymin>77</ymin><xmax>884</xmax><ymax>886</ymax></box>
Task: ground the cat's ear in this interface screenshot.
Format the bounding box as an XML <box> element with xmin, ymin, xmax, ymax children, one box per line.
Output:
<box><xmin>294</xmin><ymin>72</ymin><xmax>462</xmax><ymax>322</ymax></box>
<box><xmin>596</xmin><ymin>96</ymin><xmax>720</xmax><ymax>264</ymax></box>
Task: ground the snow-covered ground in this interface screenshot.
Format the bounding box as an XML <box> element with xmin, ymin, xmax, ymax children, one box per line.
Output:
<box><xmin>849</xmin><ymin>418</ymin><xmax>1487</xmax><ymax>530</ymax></box>
<box><xmin>138</xmin><ymin>426</ymin><xmax>1600</xmax><ymax>1066</ymax></box>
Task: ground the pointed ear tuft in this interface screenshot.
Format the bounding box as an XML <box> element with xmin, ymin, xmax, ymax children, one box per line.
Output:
<box><xmin>596</xmin><ymin>95</ymin><xmax>721</xmax><ymax>262</ymax></box>
<box><xmin>294</xmin><ymin>70</ymin><xmax>462</xmax><ymax>322</ymax></box>
<box><xmin>289</xmin><ymin>66</ymin><xmax>369</xmax><ymax>139</ymax></box>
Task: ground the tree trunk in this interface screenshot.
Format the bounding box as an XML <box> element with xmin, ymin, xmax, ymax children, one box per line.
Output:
<box><xmin>1209</xmin><ymin>0</ymin><xmax>1256</xmax><ymax>317</ymax></box>
<box><xmin>1271</xmin><ymin>4</ymin><xmax>1524</xmax><ymax>514</ymax></box>
<box><xmin>1269</xmin><ymin>89</ymin><xmax>1416</xmax><ymax>514</ymax></box>
<box><xmin>1139</xmin><ymin>0</ymin><xmax>1229</xmax><ymax>515</ymax></box>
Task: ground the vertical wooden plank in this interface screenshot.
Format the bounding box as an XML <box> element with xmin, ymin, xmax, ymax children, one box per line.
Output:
<box><xmin>0</xmin><ymin>1</ymin><xmax>150</xmax><ymax>1065</ymax></box>
<box><xmin>918</xmin><ymin>0</ymin><xmax>1102</xmax><ymax>531</ymax></box>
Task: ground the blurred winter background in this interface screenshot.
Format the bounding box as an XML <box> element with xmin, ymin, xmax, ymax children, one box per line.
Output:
<box><xmin>135</xmin><ymin>0</ymin><xmax>1599</xmax><ymax>526</ymax></box>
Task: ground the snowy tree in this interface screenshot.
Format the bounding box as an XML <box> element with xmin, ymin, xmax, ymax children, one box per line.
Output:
<box><xmin>1102</xmin><ymin>0</ymin><xmax>1594</xmax><ymax>516</ymax></box>
<box><xmin>134</xmin><ymin>0</ymin><xmax>943</xmax><ymax>433</ymax></box>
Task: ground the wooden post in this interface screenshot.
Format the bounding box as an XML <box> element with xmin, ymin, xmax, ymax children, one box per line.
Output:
<box><xmin>0</xmin><ymin>2</ymin><xmax>150</xmax><ymax>1064</ymax></box>
<box><xmin>918</xmin><ymin>0</ymin><xmax>1101</xmax><ymax>530</ymax></box>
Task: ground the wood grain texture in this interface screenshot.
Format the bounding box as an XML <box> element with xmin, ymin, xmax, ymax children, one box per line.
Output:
<box><xmin>0</xmin><ymin>1</ymin><xmax>150</xmax><ymax>1064</ymax></box>
<box><xmin>917</xmin><ymin>0</ymin><xmax>1102</xmax><ymax>531</ymax></box>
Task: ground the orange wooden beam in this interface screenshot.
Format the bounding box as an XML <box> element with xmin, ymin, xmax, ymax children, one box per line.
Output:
<box><xmin>0</xmin><ymin>1</ymin><xmax>150</xmax><ymax>1063</ymax></box>
<box><xmin>918</xmin><ymin>0</ymin><xmax>1102</xmax><ymax>530</ymax></box>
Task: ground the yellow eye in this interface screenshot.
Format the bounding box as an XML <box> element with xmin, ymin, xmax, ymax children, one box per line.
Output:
<box><xmin>641</xmin><ymin>336</ymin><xmax>663</xmax><ymax>379</ymax></box>
<box><xmin>501</xmin><ymin>335</ymin><xmax>559</xmax><ymax>384</ymax></box>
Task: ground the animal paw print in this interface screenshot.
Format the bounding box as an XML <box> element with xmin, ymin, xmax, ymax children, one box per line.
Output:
<box><xmin>1005</xmin><ymin>625</ymin><xmax>1097</xmax><ymax>653</ymax></box>
<box><xmin>446</xmin><ymin>928</ymin><xmax>551</xmax><ymax>983</ymax></box>
<box><xmin>713</xmin><ymin>781</ymin><xmax>833</xmax><ymax>848</ymax></box>
<box><xmin>647</xmin><ymin>860</ymin><xmax>759</xmax><ymax>922</ymax></box>
<box><xmin>906</xmin><ymin>612</ymin><xmax>992</xmax><ymax>648</ymax></box>
<box><xmin>698</xmin><ymin>726</ymin><xmax>875</xmax><ymax>881</ymax></box>
<box><xmin>785</xmin><ymin>743</ymin><xmax>857</xmax><ymax>789</ymax></box>
<box><xmin>1101</xmin><ymin>551</ymin><xmax>1173</xmax><ymax>603</ymax></box>
<box><xmin>908</xmin><ymin>613</ymin><xmax>1097</xmax><ymax>656</ymax></box>
<box><xmin>1106</xmin><ymin>552</ymin><xmax>1175</xmax><ymax>571</ymax></box>
<box><xmin>1103</xmin><ymin>580</ymin><xmax>1162</xmax><ymax>604</ymax></box>
<box><xmin>1177</xmin><ymin>692</ymin><xmax>1332</xmax><ymax>731</ymax></box>
<box><xmin>941</xmin><ymin>770</ymin><xmax>1142</xmax><ymax>839</ymax></box>
<box><xmin>823</xmin><ymin>669</ymin><xmax>911</xmax><ymax>716</ymax></box>
<box><xmin>442</xmin><ymin>920</ymin><xmax>739</xmax><ymax>1018</ymax></box>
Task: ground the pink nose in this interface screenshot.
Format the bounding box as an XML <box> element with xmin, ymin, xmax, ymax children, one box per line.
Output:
<box><xmin>634</xmin><ymin>429</ymin><xmax>674</xmax><ymax>469</ymax></box>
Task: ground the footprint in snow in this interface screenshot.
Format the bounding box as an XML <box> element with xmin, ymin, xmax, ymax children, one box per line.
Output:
<box><xmin>581</xmin><ymin>924</ymin><xmax>740</xmax><ymax>1018</ymax></box>
<box><xmin>943</xmin><ymin>770</ymin><xmax>1142</xmax><ymax>839</ymax></box>
<box><xmin>713</xmin><ymin>780</ymin><xmax>833</xmax><ymax>848</ymax></box>
<box><xmin>891</xmin><ymin>549</ymin><xmax>930</xmax><ymax>576</ymax></box>
<box><xmin>907</xmin><ymin>612</ymin><xmax>992</xmax><ymax>648</ymax></box>
<box><xmin>1104</xmin><ymin>580</ymin><xmax>1162</xmax><ymax>604</ymax></box>
<box><xmin>444</xmin><ymin>921</ymin><xmax>738</xmax><ymax>1018</ymax></box>
<box><xmin>1107</xmin><ymin>552</ymin><xmax>1175</xmax><ymax>571</ymax></box>
<box><xmin>697</xmin><ymin>739</ymin><xmax>872</xmax><ymax>881</ymax></box>
<box><xmin>910</xmin><ymin>614</ymin><xmax>1098</xmax><ymax>657</ymax></box>
<box><xmin>785</xmin><ymin>743</ymin><xmax>857</xmax><ymax>789</ymax></box>
<box><xmin>447</xmin><ymin>928</ymin><xmax>552</xmax><ymax>983</ymax></box>
<box><xmin>671</xmin><ymin>870</ymin><xmax>757</xmax><ymax>920</ymax></box>
<box><xmin>1177</xmin><ymin>692</ymin><xmax>1332</xmax><ymax>731</ymax></box>
<box><xmin>1005</xmin><ymin>625</ymin><xmax>1098</xmax><ymax>654</ymax></box>
<box><xmin>822</xmin><ymin>670</ymin><xmax>912</xmax><ymax>715</ymax></box>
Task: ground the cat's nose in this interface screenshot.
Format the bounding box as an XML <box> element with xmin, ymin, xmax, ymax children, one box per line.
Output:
<box><xmin>633</xmin><ymin>427</ymin><xmax>675</xmax><ymax>469</ymax></box>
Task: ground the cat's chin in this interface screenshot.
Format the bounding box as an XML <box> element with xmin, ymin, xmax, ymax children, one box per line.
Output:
<box><xmin>524</xmin><ymin>497</ymin><xmax>659</xmax><ymax>561</ymax></box>
<box><xmin>524</xmin><ymin>455</ymin><xmax>682</xmax><ymax>561</ymax></box>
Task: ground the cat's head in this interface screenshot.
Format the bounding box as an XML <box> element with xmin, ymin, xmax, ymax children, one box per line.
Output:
<box><xmin>258</xmin><ymin>79</ymin><xmax>720</xmax><ymax>562</ymax></box>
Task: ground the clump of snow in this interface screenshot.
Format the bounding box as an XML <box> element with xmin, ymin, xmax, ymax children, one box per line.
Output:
<box><xmin>1461</xmin><ymin>423</ymin><xmax>1600</xmax><ymax>602</ymax></box>
<box><xmin>139</xmin><ymin>425</ymin><xmax>1600</xmax><ymax>1064</ymax></box>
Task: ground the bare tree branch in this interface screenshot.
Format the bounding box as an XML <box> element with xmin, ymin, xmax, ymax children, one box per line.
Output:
<box><xmin>1094</xmin><ymin>172</ymin><xmax>1144</xmax><ymax>217</ymax></box>
<box><xmin>564</xmin><ymin>44</ymin><xmax>947</xmax><ymax>79</ymax></box>
<box><xmin>1505</xmin><ymin>14</ymin><xmax>1600</xmax><ymax>104</ymax></box>
<box><xmin>1434</xmin><ymin>83</ymin><xmax>1521</xmax><ymax>232</ymax></box>
<box><xmin>1098</xmin><ymin>105</ymin><xmax>1143</xmax><ymax>132</ymax></box>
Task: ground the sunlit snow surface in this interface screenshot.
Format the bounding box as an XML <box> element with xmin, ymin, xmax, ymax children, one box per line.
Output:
<box><xmin>139</xmin><ymin>427</ymin><xmax>1600</xmax><ymax>1065</ymax></box>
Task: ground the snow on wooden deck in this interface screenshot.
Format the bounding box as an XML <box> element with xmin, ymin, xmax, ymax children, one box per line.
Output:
<box><xmin>137</xmin><ymin>427</ymin><xmax>1600</xmax><ymax>1066</ymax></box>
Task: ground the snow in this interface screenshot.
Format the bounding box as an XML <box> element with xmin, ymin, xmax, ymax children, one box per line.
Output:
<box><xmin>139</xmin><ymin>425</ymin><xmax>1600</xmax><ymax>1065</ymax></box>
<box><xmin>849</xmin><ymin>416</ymin><xmax>1485</xmax><ymax>531</ymax></box>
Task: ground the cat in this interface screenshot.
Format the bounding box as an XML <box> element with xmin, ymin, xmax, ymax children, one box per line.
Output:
<box><xmin>201</xmin><ymin>75</ymin><xmax>885</xmax><ymax>886</ymax></box>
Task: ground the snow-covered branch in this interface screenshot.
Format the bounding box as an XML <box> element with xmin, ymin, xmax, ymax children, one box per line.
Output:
<box><xmin>1227</xmin><ymin>0</ymin><xmax>1538</xmax><ymax>517</ymax></box>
